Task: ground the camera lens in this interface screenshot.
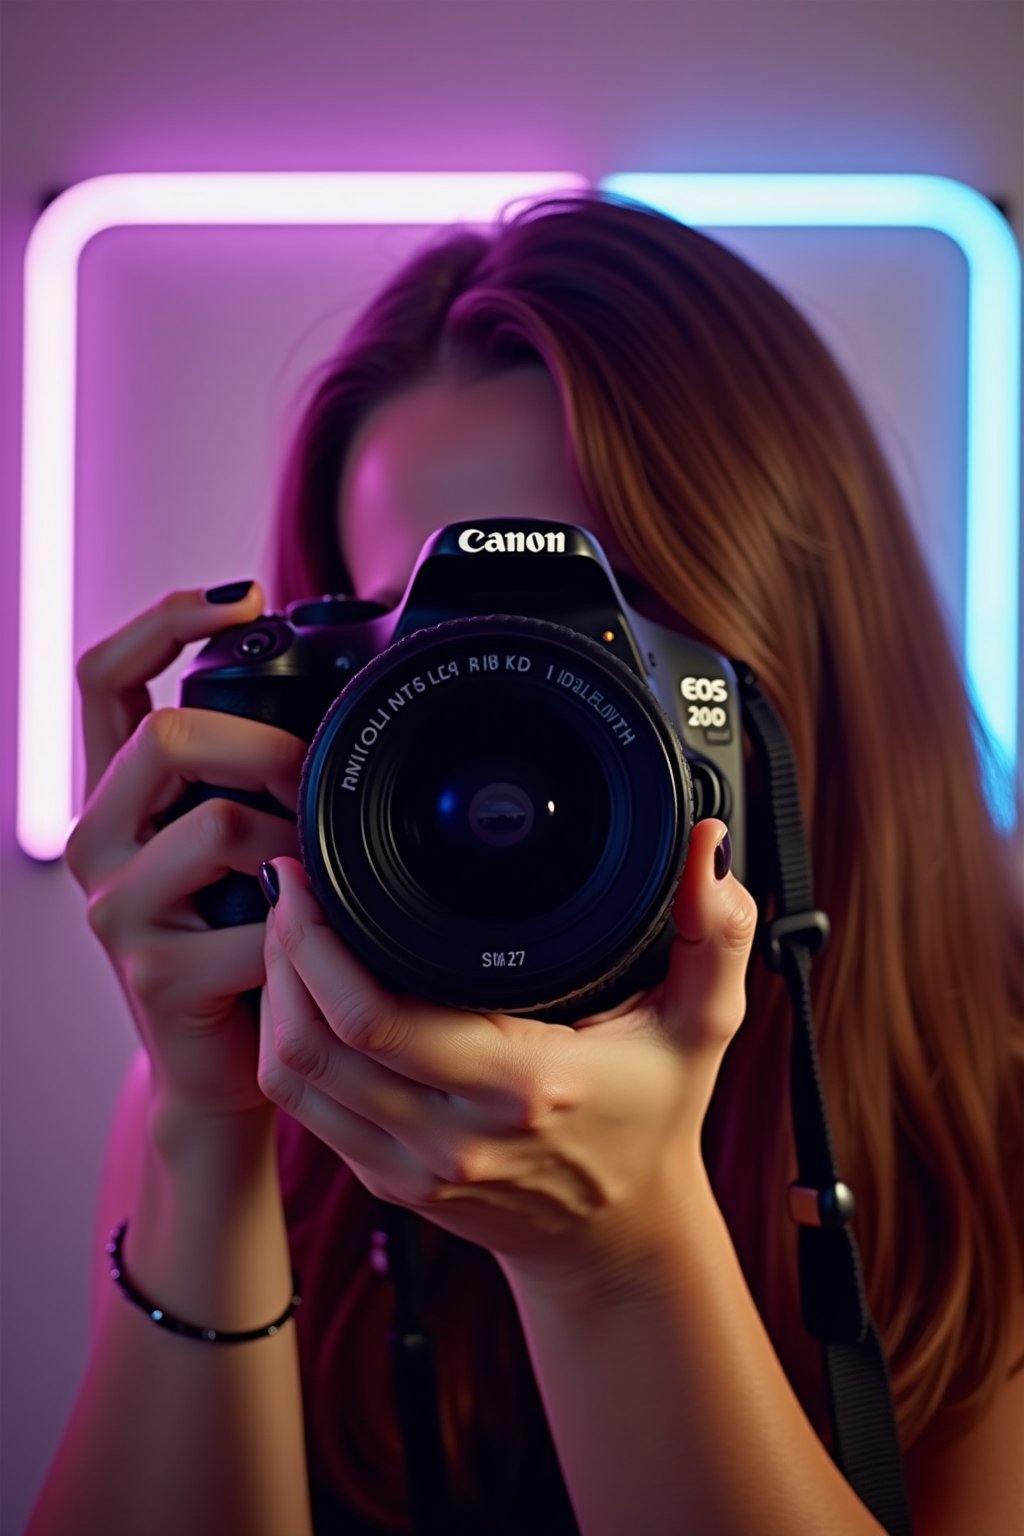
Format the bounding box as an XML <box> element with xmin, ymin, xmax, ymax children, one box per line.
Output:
<box><xmin>298</xmin><ymin>614</ymin><xmax>691</xmax><ymax>1016</ymax></box>
<box><xmin>386</xmin><ymin>689</ymin><xmax>611</xmax><ymax>921</ymax></box>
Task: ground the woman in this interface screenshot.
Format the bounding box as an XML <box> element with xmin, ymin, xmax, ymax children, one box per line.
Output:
<box><xmin>29</xmin><ymin>191</ymin><xmax>1024</xmax><ymax>1535</ymax></box>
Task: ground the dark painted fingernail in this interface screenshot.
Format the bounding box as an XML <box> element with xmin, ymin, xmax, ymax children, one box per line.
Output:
<box><xmin>714</xmin><ymin>830</ymin><xmax>732</xmax><ymax>882</ymax></box>
<box><xmin>205</xmin><ymin>580</ymin><xmax>254</xmax><ymax>604</ymax></box>
<box><xmin>258</xmin><ymin>860</ymin><xmax>280</xmax><ymax>908</ymax></box>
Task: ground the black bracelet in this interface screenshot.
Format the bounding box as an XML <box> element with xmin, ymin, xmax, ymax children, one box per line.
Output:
<box><xmin>107</xmin><ymin>1219</ymin><xmax>301</xmax><ymax>1343</ymax></box>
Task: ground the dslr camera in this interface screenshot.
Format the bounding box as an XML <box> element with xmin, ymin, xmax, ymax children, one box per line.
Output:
<box><xmin>166</xmin><ymin>520</ymin><xmax>745</xmax><ymax>1023</ymax></box>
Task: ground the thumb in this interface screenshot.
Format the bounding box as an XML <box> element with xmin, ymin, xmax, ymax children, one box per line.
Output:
<box><xmin>660</xmin><ymin>818</ymin><xmax>758</xmax><ymax>1052</ymax></box>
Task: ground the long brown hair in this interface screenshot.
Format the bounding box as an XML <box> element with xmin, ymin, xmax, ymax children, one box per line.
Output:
<box><xmin>269</xmin><ymin>190</ymin><xmax>1024</xmax><ymax>1530</ymax></box>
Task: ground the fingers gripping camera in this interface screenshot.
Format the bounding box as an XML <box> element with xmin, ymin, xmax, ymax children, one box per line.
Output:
<box><xmin>163</xmin><ymin>522</ymin><xmax>744</xmax><ymax>1022</ymax></box>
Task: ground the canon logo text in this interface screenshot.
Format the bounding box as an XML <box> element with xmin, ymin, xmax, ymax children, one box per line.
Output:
<box><xmin>457</xmin><ymin>528</ymin><xmax>567</xmax><ymax>555</ymax></box>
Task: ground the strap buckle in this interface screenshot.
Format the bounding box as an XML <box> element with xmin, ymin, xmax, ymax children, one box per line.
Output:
<box><xmin>787</xmin><ymin>1180</ymin><xmax>856</xmax><ymax>1228</ymax></box>
<box><xmin>761</xmin><ymin>909</ymin><xmax>831</xmax><ymax>972</ymax></box>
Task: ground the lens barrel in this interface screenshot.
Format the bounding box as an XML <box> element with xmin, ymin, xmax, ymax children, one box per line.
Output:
<box><xmin>297</xmin><ymin>614</ymin><xmax>691</xmax><ymax>1017</ymax></box>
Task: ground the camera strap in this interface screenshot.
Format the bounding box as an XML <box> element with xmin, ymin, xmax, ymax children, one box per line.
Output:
<box><xmin>735</xmin><ymin>661</ymin><xmax>912</xmax><ymax>1536</ymax></box>
<box><xmin>376</xmin><ymin>659</ymin><xmax>913</xmax><ymax>1536</ymax></box>
<box><xmin>374</xmin><ymin>1199</ymin><xmax>451</xmax><ymax>1535</ymax></box>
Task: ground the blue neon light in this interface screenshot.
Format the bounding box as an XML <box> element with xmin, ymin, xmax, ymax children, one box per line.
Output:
<box><xmin>600</xmin><ymin>174</ymin><xmax>1021</xmax><ymax>826</ymax></box>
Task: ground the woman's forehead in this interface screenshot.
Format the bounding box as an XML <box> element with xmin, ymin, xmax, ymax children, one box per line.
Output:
<box><xmin>336</xmin><ymin>368</ymin><xmax>624</xmax><ymax>599</ymax></box>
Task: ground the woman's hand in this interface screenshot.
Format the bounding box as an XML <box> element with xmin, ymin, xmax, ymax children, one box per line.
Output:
<box><xmin>65</xmin><ymin>584</ymin><xmax>309</xmax><ymax>1131</ymax></box>
<box><xmin>257</xmin><ymin>819</ymin><xmax>758</xmax><ymax>1289</ymax></box>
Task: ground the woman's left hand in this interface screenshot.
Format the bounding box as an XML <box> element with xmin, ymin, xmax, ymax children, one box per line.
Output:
<box><xmin>257</xmin><ymin>819</ymin><xmax>757</xmax><ymax>1290</ymax></box>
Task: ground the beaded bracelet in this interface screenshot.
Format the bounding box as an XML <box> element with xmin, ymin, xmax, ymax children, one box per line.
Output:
<box><xmin>108</xmin><ymin>1219</ymin><xmax>301</xmax><ymax>1343</ymax></box>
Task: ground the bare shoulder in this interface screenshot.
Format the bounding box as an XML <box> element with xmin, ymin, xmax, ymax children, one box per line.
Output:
<box><xmin>88</xmin><ymin>1048</ymin><xmax>152</xmax><ymax>1333</ymax></box>
<box><xmin>904</xmin><ymin>1292</ymin><xmax>1024</xmax><ymax>1536</ymax></box>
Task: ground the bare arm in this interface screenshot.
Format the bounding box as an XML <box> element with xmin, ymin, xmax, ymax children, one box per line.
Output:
<box><xmin>26</xmin><ymin>1051</ymin><xmax>313</xmax><ymax>1536</ymax></box>
<box><xmin>504</xmin><ymin>1162</ymin><xmax>888</xmax><ymax>1536</ymax></box>
<box><xmin>28</xmin><ymin>584</ymin><xmax>318</xmax><ymax>1535</ymax></box>
<box><xmin>503</xmin><ymin>1162</ymin><xmax>1024</xmax><ymax>1536</ymax></box>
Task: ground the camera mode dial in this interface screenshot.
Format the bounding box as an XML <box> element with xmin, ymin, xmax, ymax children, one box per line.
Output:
<box><xmin>286</xmin><ymin>596</ymin><xmax>391</xmax><ymax>627</ymax></box>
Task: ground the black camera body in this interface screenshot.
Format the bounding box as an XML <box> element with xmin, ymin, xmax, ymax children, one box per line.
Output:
<box><xmin>169</xmin><ymin>521</ymin><xmax>745</xmax><ymax>1022</ymax></box>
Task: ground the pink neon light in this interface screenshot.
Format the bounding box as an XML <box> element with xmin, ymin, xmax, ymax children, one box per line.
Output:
<box><xmin>17</xmin><ymin>172</ymin><xmax>590</xmax><ymax>859</ymax></box>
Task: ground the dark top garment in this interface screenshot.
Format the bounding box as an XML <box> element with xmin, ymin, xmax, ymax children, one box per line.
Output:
<box><xmin>276</xmin><ymin>1111</ymin><xmax>582</xmax><ymax>1536</ymax></box>
<box><xmin>308</xmin><ymin>1479</ymin><xmax>581</xmax><ymax>1536</ymax></box>
<box><xmin>275</xmin><ymin>1102</ymin><xmax>832</xmax><ymax>1535</ymax></box>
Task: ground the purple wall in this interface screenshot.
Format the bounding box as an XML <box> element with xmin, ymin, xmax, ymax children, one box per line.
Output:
<box><xmin>2</xmin><ymin>4</ymin><xmax>1022</xmax><ymax>1531</ymax></box>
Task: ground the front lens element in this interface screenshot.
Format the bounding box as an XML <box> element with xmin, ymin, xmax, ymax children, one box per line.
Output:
<box><xmin>382</xmin><ymin>685</ymin><xmax>612</xmax><ymax>922</ymax></box>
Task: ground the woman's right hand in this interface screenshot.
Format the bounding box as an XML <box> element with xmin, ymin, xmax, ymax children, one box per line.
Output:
<box><xmin>65</xmin><ymin>583</ymin><xmax>309</xmax><ymax>1131</ymax></box>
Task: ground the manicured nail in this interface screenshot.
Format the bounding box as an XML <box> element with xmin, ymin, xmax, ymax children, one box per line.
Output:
<box><xmin>714</xmin><ymin>830</ymin><xmax>732</xmax><ymax>882</ymax></box>
<box><xmin>258</xmin><ymin>860</ymin><xmax>280</xmax><ymax>908</ymax></box>
<box><xmin>205</xmin><ymin>580</ymin><xmax>254</xmax><ymax>604</ymax></box>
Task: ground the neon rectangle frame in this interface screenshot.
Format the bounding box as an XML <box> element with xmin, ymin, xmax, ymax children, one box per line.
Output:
<box><xmin>17</xmin><ymin>173</ymin><xmax>589</xmax><ymax>860</ymax></box>
<box><xmin>17</xmin><ymin>171</ymin><xmax>1021</xmax><ymax>858</ymax></box>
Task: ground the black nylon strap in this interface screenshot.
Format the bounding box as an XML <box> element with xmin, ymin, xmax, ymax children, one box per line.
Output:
<box><xmin>376</xmin><ymin>1202</ymin><xmax>450</xmax><ymax>1535</ymax></box>
<box><xmin>825</xmin><ymin>1333</ymin><xmax>913</xmax><ymax>1531</ymax></box>
<box><xmin>783</xmin><ymin>940</ymin><xmax>869</xmax><ymax>1345</ymax></box>
<box><xmin>735</xmin><ymin>660</ymin><xmax>913</xmax><ymax>1536</ymax></box>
